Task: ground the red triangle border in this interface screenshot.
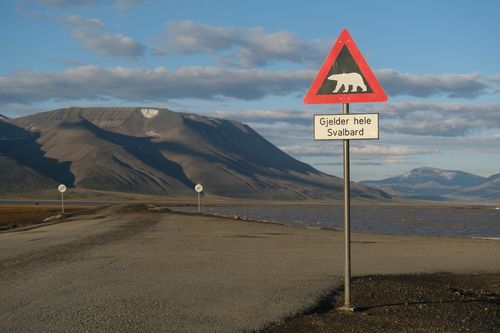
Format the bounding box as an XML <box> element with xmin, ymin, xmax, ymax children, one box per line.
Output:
<box><xmin>303</xmin><ymin>29</ymin><xmax>388</xmax><ymax>104</ymax></box>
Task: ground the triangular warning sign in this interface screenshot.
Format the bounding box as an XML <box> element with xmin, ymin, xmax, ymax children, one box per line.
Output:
<box><xmin>304</xmin><ymin>29</ymin><xmax>387</xmax><ymax>104</ymax></box>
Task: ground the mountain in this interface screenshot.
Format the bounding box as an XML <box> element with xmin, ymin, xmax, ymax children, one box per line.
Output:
<box><xmin>460</xmin><ymin>173</ymin><xmax>500</xmax><ymax>202</ymax></box>
<box><xmin>1</xmin><ymin>107</ymin><xmax>388</xmax><ymax>200</ymax></box>
<box><xmin>361</xmin><ymin>167</ymin><xmax>499</xmax><ymax>202</ymax></box>
<box><xmin>0</xmin><ymin>118</ymin><xmax>66</xmax><ymax>192</ymax></box>
<box><xmin>487</xmin><ymin>173</ymin><xmax>500</xmax><ymax>184</ymax></box>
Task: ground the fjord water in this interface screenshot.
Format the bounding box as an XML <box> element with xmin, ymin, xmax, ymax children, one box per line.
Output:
<box><xmin>168</xmin><ymin>204</ymin><xmax>500</xmax><ymax>238</ymax></box>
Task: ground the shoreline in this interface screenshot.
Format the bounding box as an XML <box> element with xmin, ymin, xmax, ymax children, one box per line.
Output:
<box><xmin>191</xmin><ymin>209</ymin><xmax>500</xmax><ymax>241</ymax></box>
<box><xmin>164</xmin><ymin>205</ymin><xmax>500</xmax><ymax>240</ymax></box>
<box><xmin>2</xmin><ymin>203</ymin><xmax>500</xmax><ymax>242</ymax></box>
<box><xmin>2</xmin><ymin>192</ymin><xmax>500</xmax><ymax>207</ymax></box>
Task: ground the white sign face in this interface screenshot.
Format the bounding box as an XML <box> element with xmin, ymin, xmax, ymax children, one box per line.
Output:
<box><xmin>58</xmin><ymin>184</ymin><xmax>67</xmax><ymax>193</ymax></box>
<box><xmin>194</xmin><ymin>184</ymin><xmax>203</xmax><ymax>193</ymax></box>
<box><xmin>314</xmin><ymin>113</ymin><xmax>379</xmax><ymax>140</ymax></box>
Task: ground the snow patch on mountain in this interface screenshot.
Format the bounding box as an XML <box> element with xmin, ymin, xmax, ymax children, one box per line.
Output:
<box><xmin>141</xmin><ymin>108</ymin><xmax>159</xmax><ymax>119</ymax></box>
<box><xmin>439</xmin><ymin>171</ymin><xmax>457</xmax><ymax>180</ymax></box>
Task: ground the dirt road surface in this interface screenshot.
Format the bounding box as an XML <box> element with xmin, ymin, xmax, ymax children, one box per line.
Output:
<box><xmin>1</xmin><ymin>204</ymin><xmax>498</xmax><ymax>332</ymax></box>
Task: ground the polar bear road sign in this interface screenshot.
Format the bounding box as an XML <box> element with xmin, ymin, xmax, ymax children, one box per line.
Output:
<box><xmin>304</xmin><ymin>29</ymin><xmax>387</xmax><ymax>104</ymax></box>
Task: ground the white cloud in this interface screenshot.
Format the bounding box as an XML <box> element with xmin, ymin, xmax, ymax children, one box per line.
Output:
<box><xmin>0</xmin><ymin>65</ymin><xmax>314</xmax><ymax>105</ymax></box>
<box><xmin>1</xmin><ymin>64</ymin><xmax>499</xmax><ymax>110</ymax></box>
<box><xmin>351</xmin><ymin>145</ymin><xmax>439</xmax><ymax>156</ymax></box>
<box><xmin>57</xmin><ymin>15</ymin><xmax>104</xmax><ymax>30</ymax></box>
<box><xmin>280</xmin><ymin>143</ymin><xmax>439</xmax><ymax>158</ymax></box>
<box><xmin>247</xmin><ymin>122</ymin><xmax>311</xmax><ymax>143</ymax></box>
<box><xmin>364</xmin><ymin>101</ymin><xmax>500</xmax><ymax>119</ymax></box>
<box><xmin>153</xmin><ymin>20</ymin><xmax>496</xmax><ymax>99</ymax></box>
<box><xmin>237</xmin><ymin>28</ymin><xmax>322</xmax><ymax>67</ymax></box>
<box><xmin>383</xmin><ymin>156</ymin><xmax>410</xmax><ymax>164</ymax></box>
<box><xmin>212</xmin><ymin>109</ymin><xmax>312</xmax><ymax>123</ymax></box>
<box><xmin>376</xmin><ymin>69</ymin><xmax>489</xmax><ymax>99</ymax></box>
<box><xmin>56</xmin><ymin>15</ymin><xmax>145</xmax><ymax>59</ymax></box>
<box><xmin>451</xmin><ymin>133</ymin><xmax>500</xmax><ymax>152</ymax></box>
<box><xmin>384</xmin><ymin>118</ymin><xmax>486</xmax><ymax>137</ymax></box>
<box><xmin>213</xmin><ymin>101</ymin><xmax>500</xmax><ymax>138</ymax></box>
<box><xmin>81</xmin><ymin>33</ymin><xmax>145</xmax><ymax>58</ymax></box>
<box><xmin>377</xmin><ymin>102</ymin><xmax>500</xmax><ymax>136</ymax></box>
<box><xmin>160</xmin><ymin>20</ymin><xmax>239</xmax><ymax>54</ymax></box>
<box><xmin>280</xmin><ymin>144</ymin><xmax>339</xmax><ymax>156</ymax></box>
<box><xmin>489</xmin><ymin>75</ymin><xmax>500</xmax><ymax>83</ymax></box>
<box><xmin>155</xmin><ymin>20</ymin><xmax>325</xmax><ymax>67</ymax></box>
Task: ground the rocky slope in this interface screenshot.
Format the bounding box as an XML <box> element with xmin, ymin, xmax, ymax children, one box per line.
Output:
<box><xmin>1</xmin><ymin>107</ymin><xmax>388</xmax><ymax>199</ymax></box>
<box><xmin>361</xmin><ymin>167</ymin><xmax>499</xmax><ymax>202</ymax></box>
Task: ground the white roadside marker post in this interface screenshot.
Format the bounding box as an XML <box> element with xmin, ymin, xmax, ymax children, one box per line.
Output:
<box><xmin>194</xmin><ymin>184</ymin><xmax>203</xmax><ymax>213</ymax></box>
<box><xmin>58</xmin><ymin>184</ymin><xmax>67</xmax><ymax>215</ymax></box>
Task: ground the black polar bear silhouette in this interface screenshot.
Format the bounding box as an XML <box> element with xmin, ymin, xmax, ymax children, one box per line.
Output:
<box><xmin>328</xmin><ymin>72</ymin><xmax>367</xmax><ymax>93</ymax></box>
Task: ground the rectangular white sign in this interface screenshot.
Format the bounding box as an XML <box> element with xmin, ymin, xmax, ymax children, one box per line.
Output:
<box><xmin>314</xmin><ymin>113</ymin><xmax>379</xmax><ymax>140</ymax></box>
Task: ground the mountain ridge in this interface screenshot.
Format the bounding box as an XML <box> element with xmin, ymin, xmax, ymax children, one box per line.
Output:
<box><xmin>361</xmin><ymin>167</ymin><xmax>499</xmax><ymax>202</ymax></box>
<box><xmin>1</xmin><ymin>107</ymin><xmax>388</xmax><ymax>200</ymax></box>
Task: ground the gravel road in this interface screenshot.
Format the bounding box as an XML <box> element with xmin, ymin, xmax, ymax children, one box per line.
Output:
<box><xmin>0</xmin><ymin>204</ymin><xmax>498</xmax><ymax>332</ymax></box>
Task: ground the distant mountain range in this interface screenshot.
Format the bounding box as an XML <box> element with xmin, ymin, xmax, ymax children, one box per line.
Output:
<box><xmin>0</xmin><ymin>107</ymin><xmax>388</xmax><ymax>200</ymax></box>
<box><xmin>361</xmin><ymin>167</ymin><xmax>500</xmax><ymax>203</ymax></box>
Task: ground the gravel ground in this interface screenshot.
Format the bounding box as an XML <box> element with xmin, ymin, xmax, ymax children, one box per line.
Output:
<box><xmin>1</xmin><ymin>204</ymin><xmax>499</xmax><ymax>332</ymax></box>
<box><xmin>260</xmin><ymin>273</ymin><xmax>500</xmax><ymax>333</ymax></box>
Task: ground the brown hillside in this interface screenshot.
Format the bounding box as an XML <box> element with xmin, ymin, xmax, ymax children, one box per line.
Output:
<box><xmin>4</xmin><ymin>107</ymin><xmax>388</xmax><ymax>200</ymax></box>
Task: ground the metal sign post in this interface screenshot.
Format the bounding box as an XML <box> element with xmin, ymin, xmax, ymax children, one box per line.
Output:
<box><xmin>342</xmin><ymin>103</ymin><xmax>352</xmax><ymax>310</ymax></box>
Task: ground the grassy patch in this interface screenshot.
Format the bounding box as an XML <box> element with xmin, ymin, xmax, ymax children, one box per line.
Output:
<box><xmin>0</xmin><ymin>205</ymin><xmax>88</xmax><ymax>231</ymax></box>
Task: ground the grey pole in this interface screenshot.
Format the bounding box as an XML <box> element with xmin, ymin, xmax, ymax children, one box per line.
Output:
<box><xmin>197</xmin><ymin>192</ymin><xmax>201</xmax><ymax>213</ymax></box>
<box><xmin>342</xmin><ymin>103</ymin><xmax>353</xmax><ymax>310</ymax></box>
<box><xmin>61</xmin><ymin>191</ymin><xmax>65</xmax><ymax>215</ymax></box>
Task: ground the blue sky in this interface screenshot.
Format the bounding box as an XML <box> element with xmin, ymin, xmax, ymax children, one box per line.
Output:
<box><xmin>1</xmin><ymin>0</ymin><xmax>499</xmax><ymax>181</ymax></box>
